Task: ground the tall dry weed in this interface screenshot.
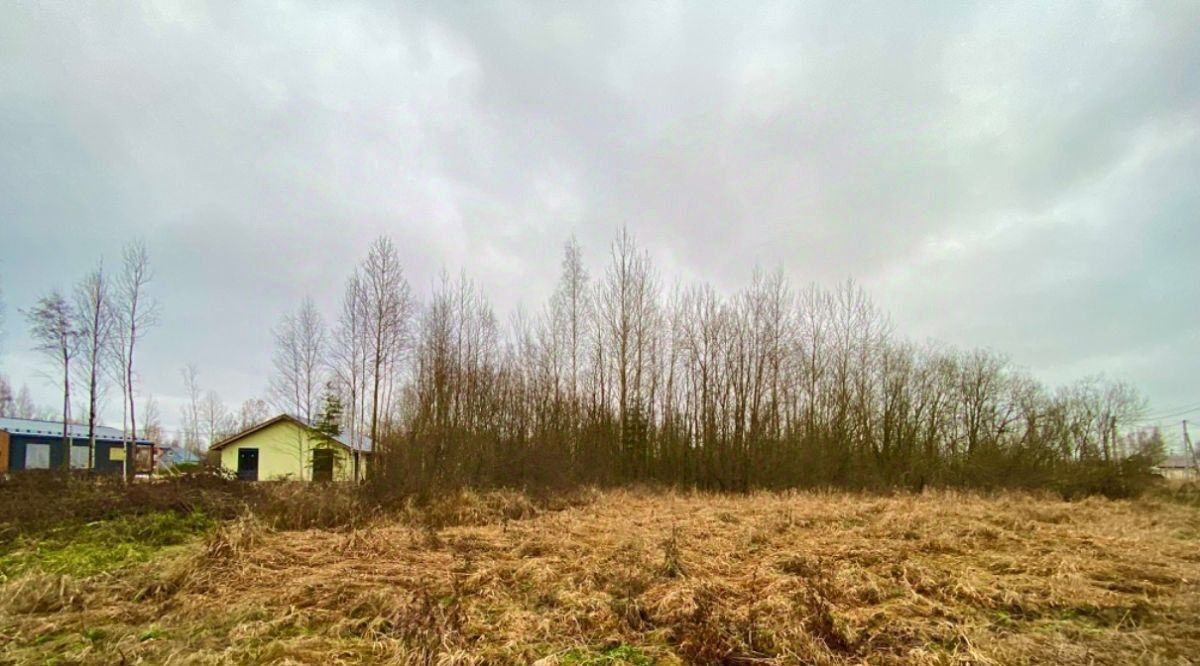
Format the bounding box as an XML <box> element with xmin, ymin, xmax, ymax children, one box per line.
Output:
<box><xmin>0</xmin><ymin>572</ymin><xmax>87</xmax><ymax>615</ymax></box>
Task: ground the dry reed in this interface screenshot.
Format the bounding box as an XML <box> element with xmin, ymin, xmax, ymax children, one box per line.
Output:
<box><xmin>2</xmin><ymin>488</ymin><xmax>1198</xmax><ymax>665</ymax></box>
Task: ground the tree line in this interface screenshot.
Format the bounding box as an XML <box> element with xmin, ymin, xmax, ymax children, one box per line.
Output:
<box><xmin>268</xmin><ymin>231</ymin><xmax>1163</xmax><ymax>497</ymax></box>
<box><xmin>0</xmin><ymin>241</ymin><xmax>158</xmax><ymax>475</ymax></box>
<box><xmin>1</xmin><ymin>230</ymin><xmax>1159</xmax><ymax>493</ymax></box>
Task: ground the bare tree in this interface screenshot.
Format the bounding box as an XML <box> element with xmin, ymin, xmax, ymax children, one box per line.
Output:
<box><xmin>141</xmin><ymin>394</ymin><xmax>164</xmax><ymax>447</ymax></box>
<box><xmin>270</xmin><ymin>228</ymin><xmax>1162</xmax><ymax>496</ymax></box>
<box><xmin>14</xmin><ymin>384</ymin><xmax>40</xmax><ymax>420</ymax></box>
<box><xmin>331</xmin><ymin>274</ymin><xmax>368</xmax><ymax>449</ymax></box>
<box><xmin>407</xmin><ymin>270</ymin><xmax>501</xmax><ymax>488</ymax></box>
<box><xmin>237</xmin><ymin>397</ymin><xmax>270</xmax><ymax>430</ymax></box>
<box><xmin>107</xmin><ymin>312</ymin><xmax>129</xmax><ymax>449</ymax></box>
<box><xmin>200</xmin><ymin>390</ymin><xmax>233</xmax><ymax>446</ymax></box>
<box><xmin>359</xmin><ymin>237</ymin><xmax>414</xmax><ymax>446</ymax></box>
<box><xmin>25</xmin><ymin>290</ymin><xmax>78</xmax><ymax>468</ymax></box>
<box><xmin>73</xmin><ymin>263</ymin><xmax>115</xmax><ymax>469</ymax></box>
<box><xmin>268</xmin><ymin>297</ymin><xmax>327</xmax><ymax>421</ymax></box>
<box><xmin>180</xmin><ymin>364</ymin><xmax>204</xmax><ymax>458</ymax></box>
<box><xmin>0</xmin><ymin>374</ymin><xmax>13</xmax><ymax>417</ymax></box>
<box><xmin>112</xmin><ymin>240</ymin><xmax>158</xmax><ymax>477</ymax></box>
<box><xmin>596</xmin><ymin>229</ymin><xmax>660</xmax><ymax>479</ymax></box>
<box><xmin>550</xmin><ymin>237</ymin><xmax>592</xmax><ymax>404</ymax></box>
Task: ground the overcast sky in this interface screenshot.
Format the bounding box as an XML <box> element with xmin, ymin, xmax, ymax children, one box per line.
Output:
<box><xmin>1</xmin><ymin>1</ymin><xmax>1198</xmax><ymax>439</ymax></box>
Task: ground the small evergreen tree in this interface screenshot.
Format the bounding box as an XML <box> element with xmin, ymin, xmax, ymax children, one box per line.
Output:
<box><xmin>314</xmin><ymin>384</ymin><xmax>344</xmax><ymax>445</ymax></box>
<box><xmin>308</xmin><ymin>384</ymin><xmax>345</xmax><ymax>481</ymax></box>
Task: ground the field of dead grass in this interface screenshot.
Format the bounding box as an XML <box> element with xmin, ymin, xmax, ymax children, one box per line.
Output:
<box><xmin>2</xmin><ymin>487</ymin><xmax>1199</xmax><ymax>665</ymax></box>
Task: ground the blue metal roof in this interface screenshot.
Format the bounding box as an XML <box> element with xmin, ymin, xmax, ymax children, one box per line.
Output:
<box><xmin>156</xmin><ymin>445</ymin><xmax>202</xmax><ymax>464</ymax></box>
<box><xmin>294</xmin><ymin>415</ymin><xmax>373</xmax><ymax>453</ymax></box>
<box><xmin>333</xmin><ymin>430</ymin><xmax>373</xmax><ymax>453</ymax></box>
<box><xmin>0</xmin><ymin>417</ymin><xmax>154</xmax><ymax>444</ymax></box>
<box><xmin>1157</xmin><ymin>454</ymin><xmax>1197</xmax><ymax>469</ymax></box>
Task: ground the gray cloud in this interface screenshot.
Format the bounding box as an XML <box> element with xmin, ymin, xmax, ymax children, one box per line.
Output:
<box><xmin>1</xmin><ymin>1</ymin><xmax>1197</xmax><ymax>433</ymax></box>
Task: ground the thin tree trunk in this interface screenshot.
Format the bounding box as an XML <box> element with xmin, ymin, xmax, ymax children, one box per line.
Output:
<box><xmin>87</xmin><ymin>359</ymin><xmax>96</xmax><ymax>470</ymax></box>
<box><xmin>62</xmin><ymin>355</ymin><xmax>71</xmax><ymax>471</ymax></box>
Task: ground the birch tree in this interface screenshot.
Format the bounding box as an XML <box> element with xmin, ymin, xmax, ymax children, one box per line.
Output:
<box><xmin>112</xmin><ymin>241</ymin><xmax>158</xmax><ymax>473</ymax></box>
<box><xmin>332</xmin><ymin>274</ymin><xmax>368</xmax><ymax>447</ymax></box>
<box><xmin>268</xmin><ymin>296</ymin><xmax>328</xmax><ymax>421</ymax></box>
<box><xmin>272</xmin><ymin>229</ymin><xmax>1161</xmax><ymax>495</ymax></box>
<box><xmin>180</xmin><ymin>364</ymin><xmax>203</xmax><ymax>458</ymax></box>
<box><xmin>237</xmin><ymin>398</ymin><xmax>270</xmax><ymax>429</ymax></box>
<box><xmin>25</xmin><ymin>290</ymin><xmax>78</xmax><ymax>468</ymax></box>
<box><xmin>550</xmin><ymin>237</ymin><xmax>591</xmax><ymax>405</ymax></box>
<box><xmin>596</xmin><ymin>229</ymin><xmax>659</xmax><ymax>478</ymax></box>
<box><xmin>73</xmin><ymin>263</ymin><xmax>115</xmax><ymax>468</ymax></box>
<box><xmin>141</xmin><ymin>394</ymin><xmax>164</xmax><ymax>447</ymax></box>
<box><xmin>200</xmin><ymin>390</ymin><xmax>233</xmax><ymax>446</ymax></box>
<box><xmin>359</xmin><ymin>237</ymin><xmax>413</xmax><ymax>446</ymax></box>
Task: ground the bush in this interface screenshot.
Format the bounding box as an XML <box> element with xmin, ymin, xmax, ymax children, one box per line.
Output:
<box><xmin>1052</xmin><ymin>454</ymin><xmax>1162</xmax><ymax>500</ymax></box>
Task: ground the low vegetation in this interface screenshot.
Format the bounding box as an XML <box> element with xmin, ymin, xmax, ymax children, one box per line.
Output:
<box><xmin>1</xmin><ymin>476</ymin><xmax>1198</xmax><ymax>665</ymax></box>
<box><xmin>0</xmin><ymin>510</ymin><xmax>213</xmax><ymax>580</ymax></box>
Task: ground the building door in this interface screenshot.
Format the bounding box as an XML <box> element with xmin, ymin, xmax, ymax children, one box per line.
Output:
<box><xmin>0</xmin><ymin>431</ymin><xmax>9</xmax><ymax>472</ymax></box>
<box><xmin>236</xmin><ymin>448</ymin><xmax>259</xmax><ymax>481</ymax></box>
<box><xmin>312</xmin><ymin>448</ymin><xmax>334</xmax><ymax>482</ymax></box>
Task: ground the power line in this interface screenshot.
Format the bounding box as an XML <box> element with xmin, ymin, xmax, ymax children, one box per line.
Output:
<box><xmin>1146</xmin><ymin>407</ymin><xmax>1200</xmax><ymax>421</ymax></box>
<box><xmin>1146</xmin><ymin>398</ymin><xmax>1200</xmax><ymax>416</ymax></box>
<box><xmin>1134</xmin><ymin>406</ymin><xmax>1200</xmax><ymax>424</ymax></box>
<box><xmin>1134</xmin><ymin>400</ymin><xmax>1200</xmax><ymax>422</ymax></box>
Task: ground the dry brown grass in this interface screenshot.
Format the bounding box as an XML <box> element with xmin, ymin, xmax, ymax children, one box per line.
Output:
<box><xmin>2</xmin><ymin>488</ymin><xmax>1199</xmax><ymax>665</ymax></box>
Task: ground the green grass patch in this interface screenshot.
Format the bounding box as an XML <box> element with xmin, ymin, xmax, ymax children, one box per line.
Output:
<box><xmin>138</xmin><ymin>626</ymin><xmax>168</xmax><ymax>641</ymax></box>
<box><xmin>560</xmin><ymin>644</ymin><xmax>656</xmax><ymax>666</ymax></box>
<box><xmin>0</xmin><ymin>510</ymin><xmax>214</xmax><ymax>579</ymax></box>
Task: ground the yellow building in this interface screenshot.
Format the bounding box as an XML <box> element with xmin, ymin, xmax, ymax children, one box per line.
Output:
<box><xmin>1154</xmin><ymin>455</ymin><xmax>1199</xmax><ymax>483</ymax></box>
<box><xmin>209</xmin><ymin>414</ymin><xmax>371</xmax><ymax>482</ymax></box>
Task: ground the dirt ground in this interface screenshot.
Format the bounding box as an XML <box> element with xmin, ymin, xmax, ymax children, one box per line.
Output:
<box><xmin>3</xmin><ymin>488</ymin><xmax>1199</xmax><ymax>665</ymax></box>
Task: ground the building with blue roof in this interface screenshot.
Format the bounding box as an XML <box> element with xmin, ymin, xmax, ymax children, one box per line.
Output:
<box><xmin>0</xmin><ymin>417</ymin><xmax>155</xmax><ymax>474</ymax></box>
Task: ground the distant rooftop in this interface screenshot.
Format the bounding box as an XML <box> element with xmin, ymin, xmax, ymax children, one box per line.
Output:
<box><xmin>1157</xmin><ymin>454</ymin><xmax>1198</xmax><ymax>469</ymax></box>
<box><xmin>0</xmin><ymin>417</ymin><xmax>154</xmax><ymax>444</ymax></box>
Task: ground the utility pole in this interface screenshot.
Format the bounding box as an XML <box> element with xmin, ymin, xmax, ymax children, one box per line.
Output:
<box><xmin>1184</xmin><ymin>420</ymin><xmax>1198</xmax><ymax>471</ymax></box>
<box><xmin>1110</xmin><ymin>415</ymin><xmax>1118</xmax><ymax>460</ymax></box>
